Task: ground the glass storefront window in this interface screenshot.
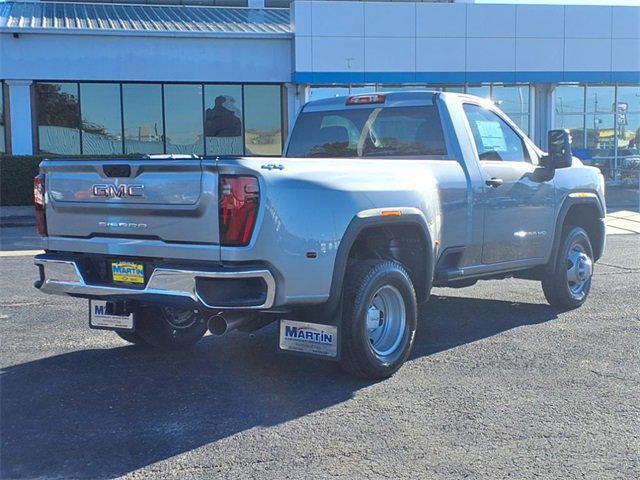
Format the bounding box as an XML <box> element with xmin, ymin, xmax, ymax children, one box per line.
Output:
<box><xmin>309</xmin><ymin>87</ymin><xmax>349</xmax><ymax>101</ymax></box>
<box><xmin>349</xmin><ymin>85</ymin><xmax>376</xmax><ymax>95</ymax></box>
<box><xmin>586</xmin><ymin>114</ymin><xmax>615</xmax><ymax>160</ymax></box>
<box><xmin>122</xmin><ymin>84</ymin><xmax>164</xmax><ymax>155</ymax></box>
<box><xmin>442</xmin><ymin>86</ymin><xmax>465</xmax><ymax>93</ymax></box>
<box><xmin>164</xmin><ymin>84</ymin><xmax>204</xmax><ymax>155</ymax></box>
<box><xmin>244</xmin><ymin>85</ymin><xmax>282</xmax><ymax>156</ymax></box>
<box><xmin>204</xmin><ymin>85</ymin><xmax>243</xmax><ymax>156</ymax></box>
<box><xmin>36</xmin><ymin>82</ymin><xmax>81</xmax><ymax>155</ymax></box>
<box><xmin>492</xmin><ymin>86</ymin><xmax>529</xmax><ymax>116</ymax></box>
<box><xmin>0</xmin><ymin>83</ymin><xmax>5</xmax><ymax>153</ymax></box>
<box><xmin>80</xmin><ymin>83</ymin><xmax>123</xmax><ymax>155</ymax></box>
<box><xmin>554</xmin><ymin>84</ymin><xmax>640</xmax><ymax>180</ymax></box>
<box><xmin>617</xmin><ymin>86</ymin><xmax>640</xmax><ymax>113</ymax></box>
<box><xmin>555</xmin><ymin>85</ymin><xmax>584</xmax><ymax>114</ymax></box>
<box><xmin>586</xmin><ymin>86</ymin><xmax>615</xmax><ymax>113</ymax></box>
<box><xmin>554</xmin><ymin>114</ymin><xmax>585</xmax><ymax>150</ymax></box>
<box><xmin>467</xmin><ymin>85</ymin><xmax>491</xmax><ymax>99</ymax></box>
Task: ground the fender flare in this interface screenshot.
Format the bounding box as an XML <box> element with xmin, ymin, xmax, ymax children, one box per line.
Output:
<box><xmin>326</xmin><ymin>210</ymin><xmax>435</xmax><ymax>313</ymax></box>
<box><xmin>547</xmin><ymin>193</ymin><xmax>606</xmax><ymax>269</ymax></box>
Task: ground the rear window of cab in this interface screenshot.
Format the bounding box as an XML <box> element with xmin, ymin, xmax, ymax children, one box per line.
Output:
<box><xmin>286</xmin><ymin>105</ymin><xmax>448</xmax><ymax>159</ymax></box>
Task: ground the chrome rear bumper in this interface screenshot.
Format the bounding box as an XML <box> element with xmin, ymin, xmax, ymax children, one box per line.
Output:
<box><xmin>34</xmin><ymin>256</ymin><xmax>276</xmax><ymax>310</ymax></box>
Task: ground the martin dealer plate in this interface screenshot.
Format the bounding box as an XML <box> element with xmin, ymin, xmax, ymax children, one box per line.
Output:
<box><xmin>112</xmin><ymin>261</ymin><xmax>144</xmax><ymax>284</ymax></box>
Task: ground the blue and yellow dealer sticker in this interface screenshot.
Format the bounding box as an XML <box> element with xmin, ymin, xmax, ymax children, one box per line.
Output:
<box><xmin>111</xmin><ymin>261</ymin><xmax>145</xmax><ymax>284</ymax></box>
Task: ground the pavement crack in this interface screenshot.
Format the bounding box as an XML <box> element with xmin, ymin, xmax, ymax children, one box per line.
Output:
<box><xmin>597</xmin><ymin>262</ymin><xmax>640</xmax><ymax>272</ymax></box>
<box><xmin>589</xmin><ymin>369</ymin><xmax>630</xmax><ymax>382</ymax></box>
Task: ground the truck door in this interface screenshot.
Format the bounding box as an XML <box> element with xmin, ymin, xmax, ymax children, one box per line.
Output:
<box><xmin>462</xmin><ymin>103</ymin><xmax>555</xmax><ymax>264</ymax></box>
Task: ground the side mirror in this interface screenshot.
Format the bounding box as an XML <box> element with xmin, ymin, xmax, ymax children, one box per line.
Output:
<box><xmin>542</xmin><ymin>129</ymin><xmax>573</xmax><ymax>169</ymax></box>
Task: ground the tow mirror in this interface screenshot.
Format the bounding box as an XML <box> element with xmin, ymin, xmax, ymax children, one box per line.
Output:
<box><xmin>542</xmin><ymin>129</ymin><xmax>573</xmax><ymax>169</ymax></box>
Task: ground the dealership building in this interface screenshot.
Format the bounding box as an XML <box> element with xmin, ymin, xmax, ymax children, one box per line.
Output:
<box><xmin>0</xmin><ymin>0</ymin><xmax>638</xmax><ymax>175</ymax></box>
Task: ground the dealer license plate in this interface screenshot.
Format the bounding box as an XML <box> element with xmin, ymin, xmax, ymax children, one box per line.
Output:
<box><xmin>279</xmin><ymin>319</ymin><xmax>338</xmax><ymax>358</ymax></box>
<box><xmin>111</xmin><ymin>261</ymin><xmax>144</xmax><ymax>284</ymax></box>
<box><xmin>89</xmin><ymin>300</ymin><xmax>134</xmax><ymax>331</ymax></box>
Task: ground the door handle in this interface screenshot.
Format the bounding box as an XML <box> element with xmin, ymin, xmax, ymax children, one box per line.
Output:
<box><xmin>485</xmin><ymin>177</ymin><xmax>503</xmax><ymax>188</ymax></box>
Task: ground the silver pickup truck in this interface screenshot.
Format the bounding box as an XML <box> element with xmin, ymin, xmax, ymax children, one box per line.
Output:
<box><xmin>33</xmin><ymin>91</ymin><xmax>606</xmax><ymax>378</ymax></box>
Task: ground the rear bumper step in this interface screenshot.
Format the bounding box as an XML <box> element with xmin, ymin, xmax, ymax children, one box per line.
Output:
<box><xmin>34</xmin><ymin>255</ymin><xmax>276</xmax><ymax>310</ymax></box>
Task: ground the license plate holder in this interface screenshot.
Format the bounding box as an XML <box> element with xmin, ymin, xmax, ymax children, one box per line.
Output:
<box><xmin>89</xmin><ymin>300</ymin><xmax>134</xmax><ymax>331</ymax></box>
<box><xmin>111</xmin><ymin>261</ymin><xmax>145</xmax><ymax>285</ymax></box>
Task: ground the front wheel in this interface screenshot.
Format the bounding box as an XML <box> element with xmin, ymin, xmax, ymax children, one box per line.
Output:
<box><xmin>542</xmin><ymin>226</ymin><xmax>594</xmax><ymax>310</ymax></box>
<box><xmin>339</xmin><ymin>260</ymin><xmax>417</xmax><ymax>379</ymax></box>
<box><xmin>136</xmin><ymin>306</ymin><xmax>207</xmax><ymax>350</ymax></box>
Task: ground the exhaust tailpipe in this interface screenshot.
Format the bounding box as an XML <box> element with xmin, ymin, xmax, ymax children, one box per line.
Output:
<box><xmin>208</xmin><ymin>312</ymin><xmax>253</xmax><ymax>336</ymax></box>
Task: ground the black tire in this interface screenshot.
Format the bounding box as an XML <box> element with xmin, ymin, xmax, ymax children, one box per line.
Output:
<box><xmin>135</xmin><ymin>306</ymin><xmax>207</xmax><ymax>350</ymax></box>
<box><xmin>339</xmin><ymin>260</ymin><xmax>417</xmax><ymax>379</ymax></box>
<box><xmin>115</xmin><ymin>330</ymin><xmax>149</xmax><ymax>346</ymax></box>
<box><xmin>542</xmin><ymin>226</ymin><xmax>594</xmax><ymax>310</ymax></box>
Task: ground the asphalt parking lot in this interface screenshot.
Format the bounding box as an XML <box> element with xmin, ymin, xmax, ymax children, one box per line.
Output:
<box><xmin>1</xmin><ymin>234</ymin><xmax>638</xmax><ymax>479</ymax></box>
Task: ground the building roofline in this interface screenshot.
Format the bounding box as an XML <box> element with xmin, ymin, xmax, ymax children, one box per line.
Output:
<box><xmin>0</xmin><ymin>1</ymin><xmax>292</xmax><ymax>38</ymax></box>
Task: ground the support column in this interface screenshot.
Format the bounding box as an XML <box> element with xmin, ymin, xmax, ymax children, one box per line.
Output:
<box><xmin>6</xmin><ymin>80</ymin><xmax>34</xmax><ymax>155</ymax></box>
<box><xmin>533</xmin><ymin>83</ymin><xmax>554</xmax><ymax>149</ymax></box>
<box><xmin>248</xmin><ymin>0</ymin><xmax>265</xmax><ymax>8</ymax></box>
<box><xmin>284</xmin><ymin>83</ymin><xmax>309</xmax><ymax>139</ymax></box>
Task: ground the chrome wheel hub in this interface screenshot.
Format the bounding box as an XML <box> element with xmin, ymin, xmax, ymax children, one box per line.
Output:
<box><xmin>366</xmin><ymin>285</ymin><xmax>406</xmax><ymax>360</ymax></box>
<box><xmin>566</xmin><ymin>244</ymin><xmax>593</xmax><ymax>299</ymax></box>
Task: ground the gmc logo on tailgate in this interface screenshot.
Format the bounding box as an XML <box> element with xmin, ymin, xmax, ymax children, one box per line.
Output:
<box><xmin>92</xmin><ymin>184</ymin><xmax>144</xmax><ymax>198</ymax></box>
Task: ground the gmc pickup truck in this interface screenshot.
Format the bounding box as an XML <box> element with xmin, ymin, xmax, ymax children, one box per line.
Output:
<box><xmin>33</xmin><ymin>91</ymin><xmax>606</xmax><ymax>378</ymax></box>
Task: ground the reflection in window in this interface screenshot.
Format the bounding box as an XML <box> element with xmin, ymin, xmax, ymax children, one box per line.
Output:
<box><xmin>586</xmin><ymin>114</ymin><xmax>615</xmax><ymax>156</ymax></box>
<box><xmin>122</xmin><ymin>84</ymin><xmax>164</xmax><ymax>154</ymax></box>
<box><xmin>36</xmin><ymin>82</ymin><xmax>81</xmax><ymax>155</ymax></box>
<box><xmin>492</xmin><ymin>86</ymin><xmax>529</xmax><ymax>116</ymax></box>
<box><xmin>586</xmin><ymin>86</ymin><xmax>615</xmax><ymax>113</ymax></box>
<box><xmin>204</xmin><ymin>85</ymin><xmax>243</xmax><ymax>155</ymax></box>
<box><xmin>244</xmin><ymin>85</ymin><xmax>282</xmax><ymax>156</ymax></box>
<box><xmin>80</xmin><ymin>83</ymin><xmax>123</xmax><ymax>155</ymax></box>
<box><xmin>0</xmin><ymin>83</ymin><xmax>5</xmax><ymax>153</ymax></box>
<box><xmin>555</xmin><ymin>85</ymin><xmax>584</xmax><ymax>114</ymax></box>
<box><xmin>554</xmin><ymin>114</ymin><xmax>585</xmax><ymax>150</ymax></box>
<box><xmin>164</xmin><ymin>84</ymin><xmax>203</xmax><ymax>155</ymax></box>
<box><xmin>617</xmin><ymin>86</ymin><xmax>640</xmax><ymax>113</ymax></box>
<box><xmin>467</xmin><ymin>86</ymin><xmax>491</xmax><ymax>99</ymax></box>
<box><xmin>309</xmin><ymin>87</ymin><xmax>349</xmax><ymax>101</ymax></box>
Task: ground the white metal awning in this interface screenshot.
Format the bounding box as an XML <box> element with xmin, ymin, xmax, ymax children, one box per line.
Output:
<box><xmin>0</xmin><ymin>1</ymin><xmax>292</xmax><ymax>38</ymax></box>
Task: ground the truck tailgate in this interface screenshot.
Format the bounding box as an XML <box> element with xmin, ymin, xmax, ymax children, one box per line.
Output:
<box><xmin>41</xmin><ymin>158</ymin><xmax>220</xmax><ymax>245</ymax></box>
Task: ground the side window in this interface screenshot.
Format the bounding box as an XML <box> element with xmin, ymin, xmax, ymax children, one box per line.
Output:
<box><xmin>463</xmin><ymin>104</ymin><xmax>529</xmax><ymax>162</ymax></box>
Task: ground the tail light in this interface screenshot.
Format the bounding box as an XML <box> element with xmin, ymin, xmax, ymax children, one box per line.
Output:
<box><xmin>219</xmin><ymin>176</ymin><xmax>259</xmax><ymax>246</ymax></box>
<box><xmin>34</xmin><ymin>174</ymin><xmax>47</xmax><ymax>236</ymax></box>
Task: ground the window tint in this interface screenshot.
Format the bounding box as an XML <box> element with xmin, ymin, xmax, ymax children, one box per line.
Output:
<box><xmin>244</xmin><ymin>85</ymin><xmax>282</xmax><ymax>156</ymax></box>
<box><xmin>80</xmin><ymin>83</ymin><xmax>123</xmax><ymax>155</ymax></box>
<box><xmin>36</xmin><ymin>82</ymin><xmax>81</xmax><ymax>155</ymax></box>
<box><xmin>164</xmin><ymin>84</ymin><xmax>204</xmax><ymax>155</ymax></box>
<box><xmin>122</xmin><ymin>84</ymin><xmax>164</xmax><ymax>154</ymax></box>
<box><xmin>204</xmin><ymin>85</ymin><xmax>243</xmax><ymax>155</ymax></box>
<box><xmin>286</xmin><ymin>106</ymin><xmax>448</xmax><ymax>158</ymax></box>
<box><xmin>463</xmin><ymin>104</ymin><xmax>528</xmax><ymax>162</ymax></box>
